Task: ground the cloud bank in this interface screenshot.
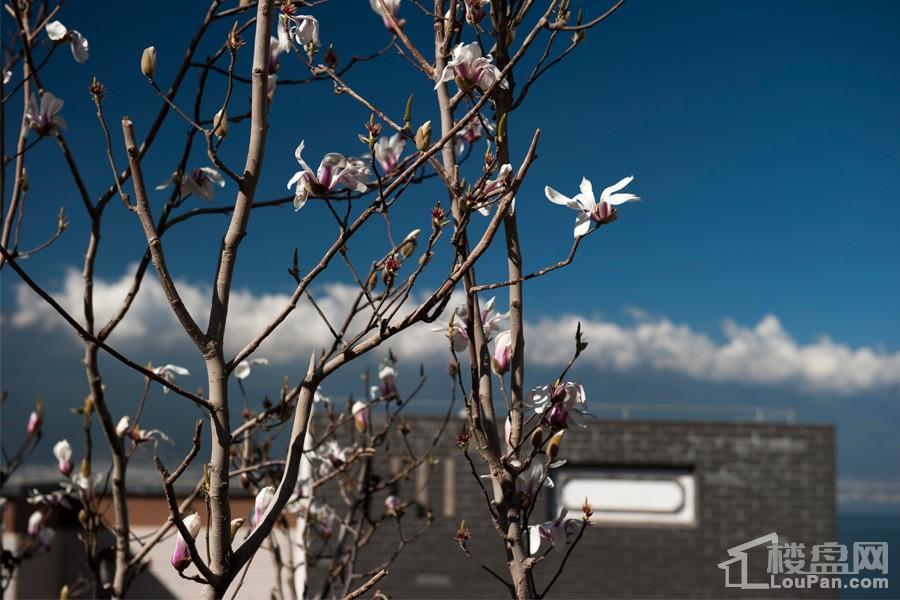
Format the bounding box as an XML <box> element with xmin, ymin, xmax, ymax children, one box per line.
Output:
<box><xmin>7</xmin><ymin>267</ymin><xmax>900</xmax><ymax>394</ymax></box>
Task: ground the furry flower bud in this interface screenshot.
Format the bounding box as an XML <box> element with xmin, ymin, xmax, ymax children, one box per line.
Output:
<box><xmin>140</xmin><ymin>46</ymin><xmax>157</xmax><ymax>78</ymax></box>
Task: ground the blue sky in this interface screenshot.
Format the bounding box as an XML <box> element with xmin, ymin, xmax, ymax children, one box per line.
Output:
<box><xmin>2</xmin><ymin>2</ymin><xmax>899</xmax><ymax>493</ymax></box>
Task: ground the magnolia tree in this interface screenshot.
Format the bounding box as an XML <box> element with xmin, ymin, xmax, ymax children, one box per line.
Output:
<box><xmin>1</xmin><ymin>0</ymin><xmax>638</xmax><ymax>598</ymax></box>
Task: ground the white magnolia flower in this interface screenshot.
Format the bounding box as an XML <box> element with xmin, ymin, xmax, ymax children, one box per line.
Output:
<box><xmin>27</xmin><ymin>488</ymin><xmax>68</xmax><ymax>507</ymax></box>
<box><xmin>128</xmin><ymin>424</ymin><xmax>174</xmax><ymax>448</ymax></box>
<box><xmin>287</xmin><ymin>141</ymin><xmax>370</xmax><ymax>211</ymax></box>
<box><xmin>545</xmin><ymin>176</ymin><xmax>640</xmax><ymax>238</ymax></box>
<box><xmin>314</xmin><ymin>440</ymin><xmax>350</xmax><ymax>477</ymax></box>
<box><xmin>25</xmin><ymin>91</ymin><xmax>67</xmax><ymax>135</ymax></box>
<box><xmin>152</xmin><ymin>364</ymin><xmax>190</xmax><ymax>394</ymax></box>
<box><xmin>373</xmin><ymin>133</ymin><xmax>405</xmax><ymax>173</ymax></box>
<box><xmin>528</xmin><ymin>508</ymin><xmax>579</xmax><ymax>554</ymax></box>
<box><xmin>156</xmin><ymin>167</ymin><xmax>225</xmax><ymax>201</ymax></box>
<box><xmin>526</xmin><ymin>382</ymin><xmax>588</xmax><ymax>428</ymax></box>
<box><xmin>516</xmin><ymin>461</ymin><xmax>553</xmax><ymax>505</ymax></box>
<box><xmin>370</xmin><ymin>0</ymin><xmax>402</xmax><ymax>29</ymax></box>
<box><xmin>435</xmin><ymin>43</ymin><xmax>507</xmax><ymax>93</ymax></box>
<box><xmin>270</xmin><ymin>34</ymin><xmax>288</xmax><ymax>71</ymax></box>
<box><xmin>3</xmin><ymin>70</ymin><xmax>11</xmax><ymax>85</ymax></box>
<box><xmin>235</xmin><ymin>357</ymin><xmax>269</xmax><ymax>380</ymax></box>
<box><xmin>280</xmin><ymin>14</ymin><xmax>320</xmax><ymax>48</ymax></box>
<box><xmin>46</xmin><ymin>21</ymin><xmax>89</xmax><ymax>63</ymax></box>
<box><xmin>52</xmin><ymin>440</ymin><xmax>73</xmax><ymax>476</ymax></box>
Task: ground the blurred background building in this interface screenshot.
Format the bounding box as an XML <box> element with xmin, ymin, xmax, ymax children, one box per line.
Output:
<box><xmin>3</xmin><ymin>411</ymin><xmax>848</xmax><ymax>599</ymax></box>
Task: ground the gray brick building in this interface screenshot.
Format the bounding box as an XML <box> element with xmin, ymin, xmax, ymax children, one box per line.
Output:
<box><xmin>350</xmin><ymin>417</ymin><xmax>836</xmax><ymax>598</ymax></box>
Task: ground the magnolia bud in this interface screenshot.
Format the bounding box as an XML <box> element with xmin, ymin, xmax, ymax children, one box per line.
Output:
<box><xmin>352</xmin><ymin>401</ymin><xmax>368</xmax><ymax>433</ymax></box>
<box><xmin>60</xmin><ymin>585</ymin><xmax>70</xmax><ymax>600</ymax></box>
<box><xmin>530</xmin><ymin>427</ymin><xmax>544</xmax><ymax>448</ymax></box>
<box><xmin>230</xmin><ymin>518</ymin><xmax>245</xmax><ymax>541</ymax></box>
<box><xmin>365</xmin><ymin>269</ymin><xmax>378</xmax><ymax>291</ymax></box>
<box><xmin>415</xmin><ymin>120</ymin><xmax>432</xmax><ymax>151</ymax></box>
<box><xmin>213</xmin><ymin>108</ymin><xmax>228</xmax><ymax>138</ymax></box>
<box><xmin>141</xmin><ymin>46</ymin><xmax>157</xmax><ymax>78</ymax></box>
<box><xmin>253</xmin><ymin>486</ymin><xmax>276</xmax><ymax>526</ymax></box>
<box><xmin>582</xmin><ymin>496</ymin><xmax>593</xmax><ymax>521</ymax></box>
<box><xmin>397</xmin><ymin>229</ymin><xmax>420</xmax><ymax>259</ymax></box>
<box><xmin>546</xmin><ymin>430</ymin><xmax>565</xmax><ymax>460</ymax></box>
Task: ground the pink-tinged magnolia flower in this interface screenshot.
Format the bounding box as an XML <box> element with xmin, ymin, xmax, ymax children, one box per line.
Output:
<box><xmin>516</xmin><ymin>461</ymin><xmax>553</xmax><ymax>505</ymax></box>
<box><xmin>378</xmin><ymin>364</ymin><xmax>398</xmax><ymax>397</ymax></box>
<box><xmin>352</xmin><ymin>401</ymin><xmax>369</xmax><ymax>433</ymax></box>
<box><xmin>545</xmin><ymin>176</ymin><xmax>640</xmax><ymax>238</ymax></box>
<box><xmin>526</xmin><ymin>382</ymin><xmax>588</xmax><ymax>429</ymax></box>
<box><xmin>463</xmin><ymin>0</ymin><xmax>490</xmax><ymax>25</ymax></box>
<box><xmin>52</xmin><ymin>440</ymin><xmax>73</xmax><ymax>476</ymax></box>
<box><xmin>171</xmin><ymin>512</ymin><xmax>201</xmax><ymax>571</ymax></box>
<box><xmin>253</xmin><ymin>486</ymin><xmax>276</xmax><ymax>526</ymax></box>
<box><xmin>432</xmin><ymin>297</ymin><xmax>507</xmax><ymax>352</ymax></box>
<box><xmin>46</xmin><ymin>21</ymin><xmax>89</xmax><ymax>64</ymax></box>
<box><xmin>27</xmin><ymin>510</ymin><xmax>45</xmax><ymax>537</ymax></box>
<box><xmin>479</xmin><ymin>297</ymin><xmax>508</xmax><ymax>335</ymax></box>
<box><xmin>435</xmin><ymin>43</ymin><xmax>508</xmax><ymax>93</ymax></box>
<box><xmin>288</xmin><ymin>141</ymin><xmax>370</xmax><ymax>211</ymax></box>
<box><xmin>235</xmin><ymin>357</ymin><xmax>269</xmax><ymax>380</ymax></box>
<box><xmin>528</xmin><ymin>508</ymin><xmax>579</xmax><ymax>554</ymax></box>
<box><xmin>156</xmin><ymin>167</ymin><xmax>225</xmax><ymax>201</ymax></box>
<box><xmin>373</xmin><ymin>133</ymin><xmax>406</xmax><ymax>173</ymax></box>
<box><xmin>454</xmin><ymin>116</ymin><xmax>493</xmax><ymax>156</ymax></box>
<box><xmin>25</xmin><ymin>92</ymin><xmax>67</xmax><ymax>135</ymax></box>
<box><xmin>476</xmin><ymin>163</ymin><xmax>512</xmax><ymax>215</ymax></box>
<box><xmin>370</xmin><ymin>0</ymin><xmax>403</xmax><ymax>30</ymax></box>
<box><xmin>26</xmin><ymin>409</ymin><xmax>43</xmax><ymax>435</ymax></box>
<box><xmin>384</xmin><ymin>495</ymin><xmax>400</xmax><ymax>516</ymax></box>
<box><xmin>152</xmin><ymin>364</ymin><xmax>190</xmax><ymax>394</ymax></box>
<box><xmin>68</xmin><ymin>471</ymin><xmax>103</xmax><ymax>499</ymax></box>
<box><xmin>492</xmin><ymin>330</ymin><xmax>512</xmax><ymax>374</ymax></box>
<box><xmin>309</xmin><ymin>502</ymin><xmax>336</xmax><ymax>537</ymax></box>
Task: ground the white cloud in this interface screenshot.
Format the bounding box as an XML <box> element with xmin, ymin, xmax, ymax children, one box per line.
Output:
<box><xmin>7</xmin><ymin>268</ymin><xmax>900</xmax><ymax>394</ymax></box>
<box><xmin>526</xmin><ymin>313</ymin><xmax>900</xmax><ymax>394</ymax></box>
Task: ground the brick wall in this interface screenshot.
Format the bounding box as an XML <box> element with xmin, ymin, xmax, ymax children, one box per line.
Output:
<box><xmin>349</xmin><ymin>418</ymin><xmax>836</xmax><ymax>599</ymax></box>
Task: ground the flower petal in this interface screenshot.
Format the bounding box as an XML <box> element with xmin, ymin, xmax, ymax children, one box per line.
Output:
<box><xmin>599</xmin><ymin>175</ymin><xmax>634</xmax><ymax>203</ymax></box>
<box><xmin>544</xmin><ymin>186</ymin><xmax>578</xmax><ymax>209</ymax></box>
<box><xmin>573</xmin><ymin>213</ymin><xmax>591</xmax><ymax>238</ymax></box>
<box><xmin>606</xmin><ymin>192</ymin><xmax>640</xmax><ymax>206</ymax></box>
<box><xmin>46</xmin><ymin>21</ymin><xmax>67</xmax><ymax>41</ymax></box>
